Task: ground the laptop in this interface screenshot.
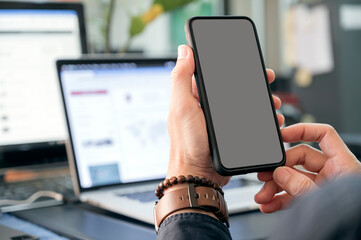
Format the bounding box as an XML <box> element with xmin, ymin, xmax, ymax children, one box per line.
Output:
<box><xmin>57</xmin><ymin>58</ymin><xmax>263</xmax><ymax>225</ymax></box>
<box><xmin>0</xmin><ymin>1</ymin><xmax>87</xmax><ymax>212</ymax></box>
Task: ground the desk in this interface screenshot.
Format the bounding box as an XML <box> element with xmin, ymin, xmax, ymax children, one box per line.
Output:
<box><xmin>4</xmin><ymin>203</ymin><xmax>283</xmax><ymax>240</ymax></box>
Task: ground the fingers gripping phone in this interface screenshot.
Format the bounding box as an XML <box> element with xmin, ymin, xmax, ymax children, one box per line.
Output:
<box><xmin>185</xmin><ymin>16</ymin><xmax>285</xmax><ymax>176</ymax></box>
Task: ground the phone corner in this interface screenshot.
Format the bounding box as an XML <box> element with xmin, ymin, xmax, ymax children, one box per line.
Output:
<box><xmin>215</xmin><ymin>167</ymin><xmax>232</xmax><ymax>177</ymax></box>
<box><xmin>278</xmin><ymin>144</ymin><xmax>287</xmax><ymax>167</ymax></box>
<box><xmin>213</xmin><ymin>158</ymin><xmax>233</xmax><ymax>176</ymax></box>
<box><xmin>242</xmin><ymin>16</ymin><xmax>255</xmax><ymax>24</ymax></box>
<box><xmin>279</xmin><ymin>153</ymin><xmax>287</xmax><ymax>167</ymax></box>
<box><xmin>185</xmin><ymin>16</ymin><xmax>197</xmax><ymax>29</ymax></box>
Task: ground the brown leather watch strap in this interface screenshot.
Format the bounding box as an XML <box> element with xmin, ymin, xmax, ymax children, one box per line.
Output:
<box><xmin>154</xmin><ymin>183</ymin><xmax>229</xmax><ymax>232</ymax></box>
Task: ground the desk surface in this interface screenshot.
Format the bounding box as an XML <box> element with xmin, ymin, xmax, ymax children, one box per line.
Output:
<box><xmin>9</xmin><ymin>203</ymin><xmax>282</xmax><ymax>240</ymax></box>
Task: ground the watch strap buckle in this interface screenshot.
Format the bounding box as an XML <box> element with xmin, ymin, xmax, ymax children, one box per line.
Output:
<box><xmin>187</xmin><ymin>183</ymin><xmax>199</xmax><ymax>207</ymax></box>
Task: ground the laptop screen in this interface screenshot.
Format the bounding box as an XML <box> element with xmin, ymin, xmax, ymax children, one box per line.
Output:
<box><xmin>59</xmin><ymin>60</ymin><xmax>175</xmax><ymax>189</ymax></box>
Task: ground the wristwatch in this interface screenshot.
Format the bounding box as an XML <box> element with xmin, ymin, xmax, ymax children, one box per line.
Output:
<box><xmin>153</xmin><ymin>183</ymin><xmax>229</xmax><ymax>233</ymax></box>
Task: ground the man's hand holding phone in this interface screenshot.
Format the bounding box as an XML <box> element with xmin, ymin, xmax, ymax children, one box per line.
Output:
<box><xmin>167</xmin><ymin>45</ymin><xmax>285</xmax><ymax>187</ymax></box>
<box><xmin>255</xmin><ymin>123</ymin><xmax>361</xmax><ymax>213</ymax></box>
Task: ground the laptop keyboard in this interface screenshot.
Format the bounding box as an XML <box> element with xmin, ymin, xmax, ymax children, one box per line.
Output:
<box><xmin>118</xmin><ymin>190</ymin><xmax>157</xmax><ymax>203</ymax></box>
<box><xmin>0</xmin><ymin>174</ymin><xmax>75</xmax><ymax>201</ymax></box>
<box><xmin>223</xmin><ymin>178</ymin><xmax>260</xmax><ymax>190</ymax></box>
<box><xmin>119</xmin><ymin>178</ymin><xmax>260</xmax><ymax>203</ymax></box>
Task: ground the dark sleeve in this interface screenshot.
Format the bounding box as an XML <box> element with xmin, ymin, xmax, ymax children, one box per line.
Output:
<box><xmin>157</xmin><ymin>212</ymin><xmax>232</xmax><ymax>240</ymax></box>
<box><xmin>268</xmin><ymin>175</ymin><xmax>361</xmax><ymax>240</ymax></box>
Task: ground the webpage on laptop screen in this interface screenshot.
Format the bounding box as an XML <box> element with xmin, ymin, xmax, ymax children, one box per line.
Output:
<box><xmin>60</xmin><ymin>63</ymin><xmax>174</xmax><ymax>188</ymax></box>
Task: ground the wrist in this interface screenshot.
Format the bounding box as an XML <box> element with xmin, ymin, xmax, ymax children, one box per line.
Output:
<box><xmin>167</xmin><ymin>164</ymin><xmax>219</xmax><ymax>186</ymax></box>
<box><xmin>166</xmin><ymin>171</ymin><xmax>214</xmax><ymax>185</ymax></box>
<box><xmin>163</xmin><ymin>182</ymin><xmax>187</xmax><ymax>194</ymax></box>
<box><xmin>163</xmin><ymin>183</ymin><xmax>218</xmax><ymax>220</ymax></box>
<box><xmin>154</xmin><ymin>182</ymin><xmax>229</xmax><ymax>232</ymax></box>
<box><xmin>156</xmin><ymin>175</ymin><xmax>224</xmax><ymax>199</ymax></box>
<box><xmin>166</xmin><ymin>166</ymin><xmax>229</xmax><ymax>188</ymax></box>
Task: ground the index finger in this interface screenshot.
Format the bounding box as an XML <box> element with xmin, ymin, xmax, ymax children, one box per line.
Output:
<box><xmin>281</xmin><ymin>123</ymin><xmax>350</xmax><ymax>159</ymax></box>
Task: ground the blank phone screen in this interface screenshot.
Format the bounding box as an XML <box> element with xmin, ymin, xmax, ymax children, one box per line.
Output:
<box><xmin>191</xmin><ymin>18</ymin><xmax>284</xmax><ymax>169</ymax></box>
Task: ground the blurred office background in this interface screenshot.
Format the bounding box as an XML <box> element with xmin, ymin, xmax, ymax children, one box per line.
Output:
<box><xmin>2</xmin><ymin>0</ymin><xmax>361</xmax><ymax>154</ymax></box>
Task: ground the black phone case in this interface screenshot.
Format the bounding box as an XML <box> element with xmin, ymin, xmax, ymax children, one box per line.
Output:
<box><xmin>185</xmin><ymin>16</ymin><xmax>286</xmax><ymax>176</ymax></box>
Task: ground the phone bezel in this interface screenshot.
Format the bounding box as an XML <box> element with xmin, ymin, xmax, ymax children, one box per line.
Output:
<box><xmin>185</xmin><ymin>16</ymin><xmax>286</xmax><ymax>175</ymax></box>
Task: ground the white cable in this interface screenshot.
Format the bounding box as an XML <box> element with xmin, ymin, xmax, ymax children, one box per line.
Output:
<box><xmin>0</xmin><ymin>191</ymin><xmax>63</xmax><ymax>206</ymax></box>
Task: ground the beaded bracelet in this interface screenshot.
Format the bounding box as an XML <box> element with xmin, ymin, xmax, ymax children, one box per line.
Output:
<box><xmin>155</xmin><ymin>175</ymin><xmax>224</xmax><ymax>199</ymax></box>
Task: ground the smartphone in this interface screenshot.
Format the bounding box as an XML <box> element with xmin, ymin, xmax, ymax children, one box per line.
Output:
<box><xmin>185</xmin><ymin>16</ymin><xmax>285</xmax><ymax>175</ymax></box>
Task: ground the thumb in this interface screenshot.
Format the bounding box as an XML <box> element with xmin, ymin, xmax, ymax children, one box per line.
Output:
<box><xmin>273</xmin><ymin>167</ymin><xmax>317</xmax><ymax>197</ymax></box>
<box><xmin>170</xmin><ymin>45</ymin><xmax>195</xmax><ymax>101</ymax></box>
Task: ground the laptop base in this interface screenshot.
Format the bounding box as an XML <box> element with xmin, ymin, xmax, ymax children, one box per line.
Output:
<box><xmin>12</xmin><ymin>203</ymin><xmax>155</xmax><ymax>240</ymax></box>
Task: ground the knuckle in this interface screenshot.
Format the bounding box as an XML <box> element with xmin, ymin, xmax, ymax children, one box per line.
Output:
<box><xmin>171</xmin><ymin>62</ymin><xmax>187</xmax><ymax>81</ymax></box>
<box><xmin>323</xmin><ymin>124</ymin><xmax>336</xmax><ymax>133</ymax></box>
<box><xmin>170</xmin><ymin>67</ymin><xmax>182</xmax><ymax>82</ymax></box>
<box><xmin>170</xmin><ymin>102</ymin><xmax>188</xmax><ymax>118</ymax></box>
<box><xmin>298</xmin><ymin>144</ymin><xmax>311</xmax><ymax>163</ymax></box>
<box><xmin>299</xmin><ymin>143</ymin><xmax>312</xmax><ymax>151</ymax></box>
<box><xmin>298</xmin><ymin>143</ymin><xmax>308</xmax><ymax>149</ymax></box>
<box><xmin>171</xmin><ymin>62</ymin><xmax>192</xmax><ymax>83</ymax></box>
